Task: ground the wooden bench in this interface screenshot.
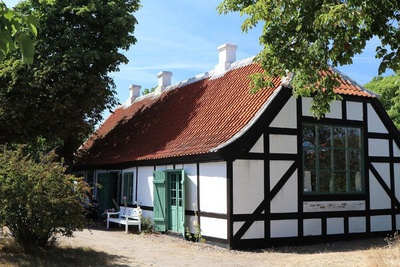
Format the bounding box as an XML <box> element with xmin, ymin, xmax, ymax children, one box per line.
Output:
<box><xmin>106</xmin><ymin>206</ymin><xmax>142</xmax><ymax>233</ymax></box>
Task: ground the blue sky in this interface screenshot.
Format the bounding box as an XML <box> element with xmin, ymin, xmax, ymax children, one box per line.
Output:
<box><xmin>7</xmin><ymin>0</ymin><xmax>392</xmax><ymax>107</ymax></box>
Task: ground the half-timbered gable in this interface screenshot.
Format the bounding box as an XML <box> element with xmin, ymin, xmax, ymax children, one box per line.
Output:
<box><xmin>75</xmin><ymin>44</ymin><xmax>400</xmax><ymax>249</ymax></box>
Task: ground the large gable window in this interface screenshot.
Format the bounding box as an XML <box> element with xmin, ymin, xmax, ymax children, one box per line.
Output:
<box><xmin>302</xmin><ymin>124</ymin><xmax>363</xmax><ymax>194</ymax></box>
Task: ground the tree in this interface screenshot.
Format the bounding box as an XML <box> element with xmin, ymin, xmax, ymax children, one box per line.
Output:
<box><xmin>0</xmin><ymin>0</ymin><xmax>140</xmax><ymax>168</ymax></box>
<box><xmin>0</xmin><ymin>145</ymin><xmax>91</xmax><ymax>251</ymax></box>
<box><xmin>218</xmin><ymin>1</ymin><xmax>400</xmax><ymax>118</ymax></box>
<box><xmin>0</xmin><ymin>1</ymin><xmax>39</xmax><ymax>64</ymax></box>
<box><xmin>142</xmin><ymin>86</ymin><xmax>156</xmax><ymax>95</ymax></box>
<box><xmin>365</xmin><ymin>75</ymin><xmax>400</xmax><ymax>130</ymax></box>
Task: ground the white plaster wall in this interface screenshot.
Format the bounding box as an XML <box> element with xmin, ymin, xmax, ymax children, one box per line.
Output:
<box><xmin>367</xmin><ymin>104</ymin><xmax>388</xmax><ymax>133</ymax></box>
<box><xmin>270</xmin><ymin>220</ymin><xmax>298</xmax><ymax>238</ymax></box>
<box><xmin>371</xmin><ymin>215</ymin><xmax>392</xmax><ymax>232</ymax></box>
<box><xmin>183</xmin><ymin>164</ymin><xmax>198</xmax><ymax>211</ymax></box>
<box><xmin>175</xmin><ymin>164</ymin><xmax>184</xmax><ymax>169</ymax></box>
<box><xmin>369</xmin><ymin>170</ymin><xmax>391</xmax><ymax>210</ymax></box>
<box><xmin>397</xmin><ymin>214</ymin><xmax>400</xmax><ymax>230</ymax></box>
<box><xmin>395</xmin><ymin>164</ymin><xmax>400</xmax><ymax>200</ymax></box>
<box><xmin>349</xmin><ymin>217</ymin><xmax>366</xmax><ymax>233</ymax></box>
<box><xmin>270</xmin><ymin>134</ymin><xmax>297</xmax><ymax>154</ymax></box>
<box><xmin>249</xmin><ymin>135</ymin><xmax>264</xmax><ymax>153</ymax></box>
<box><xmin>302</xmin><ymin>97</ymin><xmax>341</xmax><ymax>119</ymax></box>
<box><xmin>200</xmin><ymin>217</ymin><xmax>227</xmax><ymax>239</ymax></box>
<box><xmin>270</xmin><ymin>160</ymin><xmax>294</xmax><ymax>189</ymax></box>
<box><xmin>137</xmin><ymin>166</ymin><xmax>154</xmax><ymax>208</ymax></box>
<box><xmin>233</xmin><ymin>221</ymin><xmax>264</xmax><ymax>239</ymax></box>
<box><xmin>270</xmin><ymin>171</ymin><xmax>298</xmax><ymax>213</ymax></box>
<box><xmin>368</xmin><ymin>139</ymin><xmax>390</xmax><ymax>157</ymax></box>
<box><xmin>324</xmin><ymin>100</ymin><xmax>342</xmax><ymax>119</ymax></box>
<box><xmin>199</xmin><ymin>162</ymin><xmax>227</xmax><ymax>214</ymax></box>
<box><xmin>270</xmin><ymin>97</ymin><xmax>297</xmax><ymax>128</ymax></box>
<box><xmin>327</xmin><ymin>218</ymin><xmax>344</xmax><ymax>235</ymax></box>
<box><xmin>347</xmin><ymin>101</ymin><xmax>363</xmax><ymax>121</ymax></box>
<box><xmin>372</xmin><ymin>163</ymin><xmax>390</xmax><ymax>186</ymax></box>
<box><xmin>186</xmin><ymin>215</ymin><xmax>197</xmax><ymax>233</ymax></box>
<box><xmin>394</xmin><ymin>143</ymin><xmax>400</xmax><ymax>157</ymax></box>
<box><xmin>303</xmin><ymin>219</ymin><xmax>321</xmax><ymax>236</ymax></box>
<box><xmin>233</xmin><ymin>160</ymin><xmax>264</xmax><ymax>214</ymax></box>
<box><xmin>155</xmin><ymin>165</ymin><xmax>167</xmax><ymax>171</ymax></box>
<box><xmin>302</xmin><ymin>97</ymin><xmax>313</xmax><ymax>117</ymax></box>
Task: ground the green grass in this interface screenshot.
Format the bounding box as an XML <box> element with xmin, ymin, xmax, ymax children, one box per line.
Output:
<box><xmin>0</xmin><ymin>238</ymin><xmax>116</xmax><ymax>267</ymax></box>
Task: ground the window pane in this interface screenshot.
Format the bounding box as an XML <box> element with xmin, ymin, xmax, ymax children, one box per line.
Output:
<box><xmin>333</xmin><ymin>127</ymin><xmax>346</xmax><ymax>148</ymax></box>
<box><xmin>304</xmin><ymin>149</ymin><xmax>316</xmax><ymax>170</ymax></box>
<box><xmin>333</xmin><ymin>149</ymin><xmax>346</xmax><ymax>170</ymax></box>
<box><xmin>302</xmin><ymin>124</ymin><xmax>363</xmax><ymax>194</ymax></box>
<box><xmin>318</xmin><ymin>126</ymin><xmax>331</xmax><ymax>148</ymax></box>
<box><xmin>350</xmin><ymin>151</ymin><xmax>361</xmax><ymax>171</ymax></box>
<box><xmin>303</xmin><ymin>125</ymin><xmax>316</xmax><ymax>147</ymax></box>
<box><xmin>304</xmin><ymin>171</ymin><xmax>316</xmax><ymax>192</ymax></box>
<box><xmin>334</xmin><ymin>172</ymin><xmax>347</xmax><ymax>192</ymax></box>
<box><xmin>348</xmin><ymin>128</ymin><xmax>361</xmax><ymax>148</ymax></box>
<box><xmin>349</xmin><ymin>171</ymin><xmax>363</xmax><ymax>192</ymax></box>
<box><xmin>319</xmin><ymin>172</ymin><xmax>332</xmax><ymax>193</ymax></box>
<box><xmin>123</xmin><ymin>173</ymin><xmax>134</xmax><ymax>204</ymax></box>
<box><xmin>319</xmin><ymin>149</ymin><xmax>331</xmax><ymax>170</ymax></box>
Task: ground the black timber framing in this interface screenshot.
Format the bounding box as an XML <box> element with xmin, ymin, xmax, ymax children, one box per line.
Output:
<box><xmin>76</xmin><ymin>87</ymin><xmax>400</xmax><ymax>249</ymax></box>
<box><xmin>228</xmin><ymin>94</ymin><xmax>400</xmax><ymax>249</ymax></box>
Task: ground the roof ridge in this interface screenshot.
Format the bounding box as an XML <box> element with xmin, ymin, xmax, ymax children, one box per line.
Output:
<box><xmin>121</xmin><ymin>56</ymin><xmax>258</xmax><ymax>109</ymax></box>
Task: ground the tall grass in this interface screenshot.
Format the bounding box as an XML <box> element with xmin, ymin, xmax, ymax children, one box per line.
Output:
<box><xmin>368</xmin><ymin>232</ymin><xmax>400</xmax><ymax>266</ymax></box>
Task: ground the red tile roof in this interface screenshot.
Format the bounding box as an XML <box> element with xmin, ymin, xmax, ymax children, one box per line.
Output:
<box><xmin>77</xmin><ymin>60</ymin><xmax>376</xmax><ymax>166</ymax></box>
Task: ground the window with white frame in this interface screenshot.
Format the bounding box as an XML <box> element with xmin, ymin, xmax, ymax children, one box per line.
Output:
<box><xmin>302</xmin><ymin>124</ymin><xmax>363</xmax><ymax>194</ymax></box>
<box><xmin>121</xmin><ymin>172</ymin><xmax>134</xmax><ymax>205</ymax></box>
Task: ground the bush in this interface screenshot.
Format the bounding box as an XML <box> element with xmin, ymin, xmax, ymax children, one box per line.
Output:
<box><xmin>140</xmin><ymin>216</ymin><xmax>155</xmax><ymax>234</ymax></box>
<box><xmin>0</xmin><ymin>146</ymin><xmax>90</xmax><ymax>251</ymax></box>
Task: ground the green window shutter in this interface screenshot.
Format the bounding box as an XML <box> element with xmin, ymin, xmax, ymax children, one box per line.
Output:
<box><xmin>153</xmin><ymin>170</ymin><xmax>167</xmax><ymax>232</ymax></box>
<box><xmin>179</xmin><ymin>170</ymin><xmax>186</xmax><ymax>237</ymax></box>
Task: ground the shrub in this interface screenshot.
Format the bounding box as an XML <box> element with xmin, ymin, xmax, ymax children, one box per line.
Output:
<box><xmin>140</xmin><ymin>216</ymin><xmax>155</xmax><ymax>234</ymax></box>
<box><xmin>0</xmin><ymin>146</ymin><xmax>90</xmax><ymax>251</ymax></box>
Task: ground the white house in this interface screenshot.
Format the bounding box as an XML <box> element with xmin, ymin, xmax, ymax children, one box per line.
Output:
<box><xmin>75</xmin><ymin>43</ymin><xmax>400</xmax><ymax>249</ymax></box>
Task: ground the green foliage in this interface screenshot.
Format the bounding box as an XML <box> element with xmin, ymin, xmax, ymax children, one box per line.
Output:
<box><xmin>365</xmin><ymin>74</ymin><xmax>400</xmax><ymax>130</ymax></box>
<box><xmin>142</xmin><ymin>86</ymin><xmax>156</xmax><ymax>95</ymax></box>
<box><xmin>140</xmin><ymin>216</ymin><xmax>155</xmax><ymax>234</ymax></box>
<box><xmin>0</xmin><ymin>1</ymin><xmax>39</xmax><ymax>64</ymax></box>
<box><xmin>218</xmin><ymin>0</ymin><xmax>400</xmax><ymax>118</ymax></box>
<box><xmin>185</xmin><ymin>209</ymin><xmax>204</xmax><ymax>243</ymax></box>
<box><xmin>0</xmin><ymin>146</ymin><xmax>91</xmax><ymax>251</ymax></box>
<box><xmin>0</xmin><ymin>0</ymin><xmax>140</xmax><ymax>167</ymax></box>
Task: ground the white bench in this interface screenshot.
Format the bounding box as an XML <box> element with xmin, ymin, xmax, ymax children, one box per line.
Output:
<box><xmin>106</xmin><ymin>206</ymin><xmax>142</xmax><ymax>233</ymax></box>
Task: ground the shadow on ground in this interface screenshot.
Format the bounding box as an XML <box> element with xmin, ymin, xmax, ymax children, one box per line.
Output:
<box><xmin>0</xmin><ymin>238</ymin><xmax>129</xmax><ymax>267</ymax></box>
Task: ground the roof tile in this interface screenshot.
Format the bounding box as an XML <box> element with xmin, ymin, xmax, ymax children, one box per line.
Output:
<box><xmin>78</xmin><ymin>61</ymin><xmax>376</xmax><ymax>166</ymax></box>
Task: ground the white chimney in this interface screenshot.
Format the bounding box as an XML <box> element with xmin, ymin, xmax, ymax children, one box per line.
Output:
<box><xmin>215</xmin><ymin>43</ymin><xmax>237</xmax><ymax>74</ymax></box>
<box><xmin>128</xmin><ymin>84</ymin><xmax>141</xmax><ymax>104</ymax></box>
<box><xmin>155</xmin><ymin>71</ymin><xmax>172</xmax><ymax>95</ymax></box>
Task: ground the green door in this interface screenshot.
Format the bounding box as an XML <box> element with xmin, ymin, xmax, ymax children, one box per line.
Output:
<box><xmin>97</xmin><ymin>172</ymin><xmax>118</xmax><ymax>213</ymax></box>
<box><xmin>153</xmin><ymin>170</ymin><xmax>185</xmax><ymax>236</ymax></box>
<box><xmin>168</xmin><ymin>172</ymin><xmax>185</xmax><ymax>233</ymax></box>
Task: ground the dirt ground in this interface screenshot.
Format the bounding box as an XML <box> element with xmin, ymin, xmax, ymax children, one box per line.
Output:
<box><xmin>56</xmin><ymin>223</ymin><xmax>396</xmax><ymax>267</ymax></box>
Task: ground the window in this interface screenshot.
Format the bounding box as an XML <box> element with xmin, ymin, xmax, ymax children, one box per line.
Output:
<box><xmin>303</xmin><ymin>124</ymin><xmax>363</xmax><ymax>194</ymax></box>
<box><xmin>122</xmin><ymin>172</ymin><xmax>134</xmax><ymax>205</ymax></box>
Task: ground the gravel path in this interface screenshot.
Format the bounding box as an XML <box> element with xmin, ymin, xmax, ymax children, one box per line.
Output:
<box><xmin>57</xmin><ymin>225</ymin><xmax>389</xmax><ymax>267</ymax></box>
